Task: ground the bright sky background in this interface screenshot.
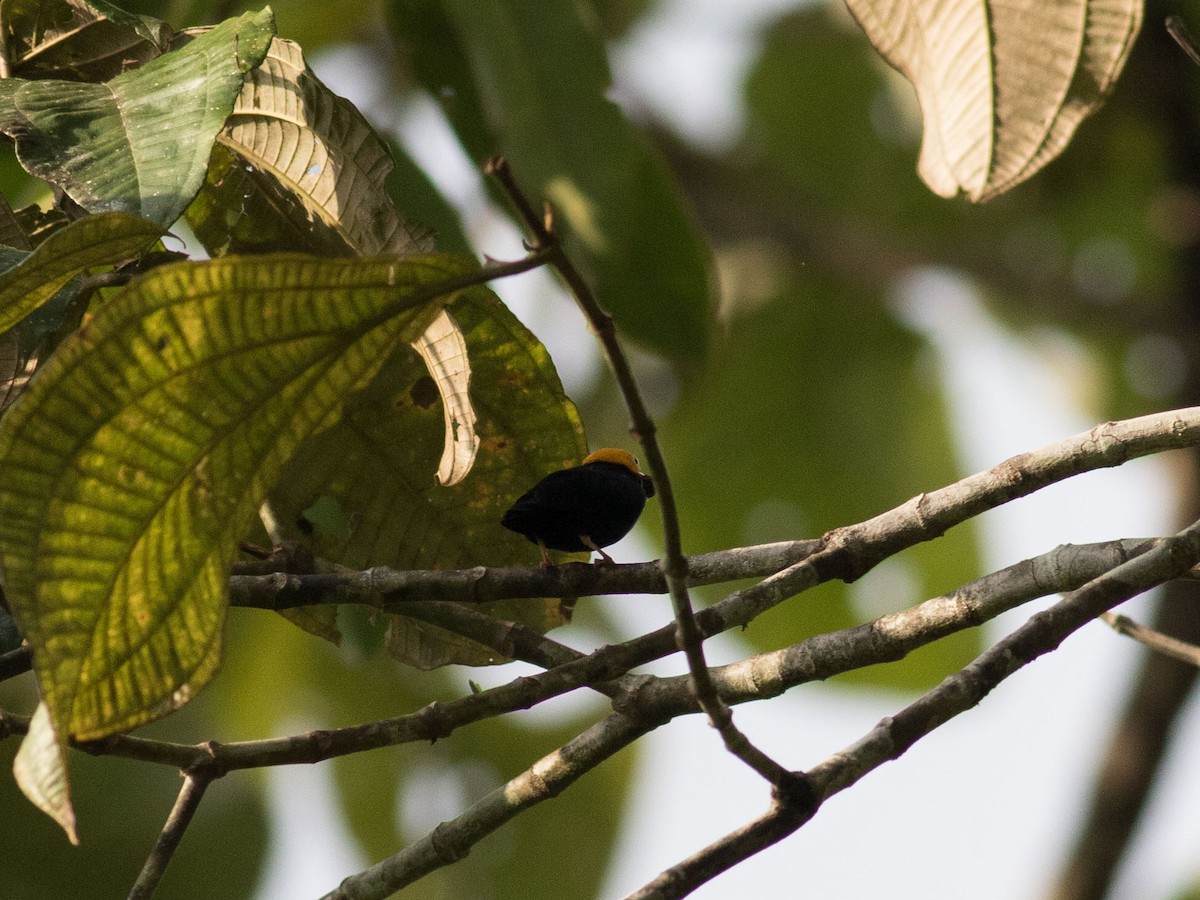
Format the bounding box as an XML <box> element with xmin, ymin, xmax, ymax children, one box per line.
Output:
<box><xmin>254</xmin><ymin>3</ymin><xmax>1200</xmax><ymax>898</ymax></box>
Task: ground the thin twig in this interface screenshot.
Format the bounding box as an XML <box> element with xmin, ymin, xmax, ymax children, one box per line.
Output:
<box><xmin>1100</xmin><ymin>610</ymin><xmax>1200</xmax><ymax>666</ymax></box>
<box><xmin>127</xmin><ymin>772</ymin><xmax>212</xmax><ymax>900</ymax></box>
<box><xmin>486</xmin><ymin>155</ymin><xmax>794</xmax><ymax>787</ymax></box>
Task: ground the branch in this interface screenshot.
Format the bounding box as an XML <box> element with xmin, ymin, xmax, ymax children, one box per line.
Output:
<box><xmin>486</xmin><ymin>156</ymin><xmax>792</xmax><ymax>786</ymax></box>
<box><xmin>312</xmin><ymin>537</ymin><xmax>1183</xmax><ymax>899</ymax></box>
<box><xmin>0</xmin><ymin>644</ymin><xmax>31</xmax><ymax>682</ymax></box>
<box><xmin>0</xmin><ymin>538</ymin><xmax>1166</xmax><ymax>773</ymax></box>
<box><xmin>227</xmin><ymin>539</ymin><xmax>821</xmax><ymax>608</ymax></box>
<box><xmin>626</xmin><ymin>518</ymin><xmax>1200</xmax><ymax>899</ymax></box>
<box><xmin>127</xmin><ymin>772</ymin><xmax>212</xmax><ymax>900</ymax></box>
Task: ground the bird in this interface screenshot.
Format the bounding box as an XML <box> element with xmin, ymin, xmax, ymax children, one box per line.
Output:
<box><xmin>501</xmin><ymin>448</ymin><xmax>656</xmax><ymax>566</ymax></box>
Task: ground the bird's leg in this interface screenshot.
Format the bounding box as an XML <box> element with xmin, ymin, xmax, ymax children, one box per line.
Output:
<box><xmin>538</xmin><ymin>540</ymin><xmax>553</xmax><ymax>568</ymax></box>
<box><xmin>580</xmin><ymin>535</ymin><xmax>615</xmax><ymax>565</ymax></box>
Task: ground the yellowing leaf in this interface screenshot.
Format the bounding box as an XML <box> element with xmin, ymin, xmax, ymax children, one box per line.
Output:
<box><xmin>845</xmin><ymin>0</ymin><xmax>1142</xmax><ymax>201</ymax></box>
<box><xmin>0</xmin><ymin>252</ymin><xmax>476</xmax><ymax>741</ymax></box>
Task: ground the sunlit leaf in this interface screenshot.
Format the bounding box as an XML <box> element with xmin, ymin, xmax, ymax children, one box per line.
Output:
<box><xmin>226</xmin><ymin>37</ymin><xmax>432</xmax><ymax>255</ymax></box>
<box><xmin>0</xmin><ymin>8</ymin><xmax>275</xmax><ymax>225</ymax></box>
<box><xmin>13</xmin><ymin>703</ymin><xmax>76</xmax><ymax>844</ymax></box>
<box><xmin>0</xmin><ymin>252</ymin><xmax>474</xmax><ymax>741</ymax></box>
<box><xmin>845</xmin><ymin>0</ymin><xmax>1142</xmax><ymax>201</ymax></box>
<box><xmin>1</xmin><ymin>0</ymin><xmax>171</xmax><ymax>81</ymax></box>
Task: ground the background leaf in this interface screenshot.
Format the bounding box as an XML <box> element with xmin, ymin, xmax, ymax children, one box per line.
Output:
<box><xmin>391</xmin><ymin>0</ymin><xmax>718</xmax><ymax>364</ymax></box>
<box><xmin>0</xmin><ymin>211</ymin><xmax>160</xmax><ymax>334</ymax></box>
<box><xmin>0</xmin><ymin>0</ymin><xmax>171</xmax><ymax>81</ymax></box>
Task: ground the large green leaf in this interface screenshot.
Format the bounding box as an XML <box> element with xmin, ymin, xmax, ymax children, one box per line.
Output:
<box><xmin>0</xmin><ymin>251</ymin><xmax>473</xmax><ymax>744</ymax></box>
<box><xmin>844</xmin><ymin>0</ymin><xmax>1142</xmax><ymax>201</ymax></box>
<box><xmin>0</xmin><ymin>8</ymin><xmax>275</xmax><ymax>226</ymax></box>
<box><xmin>0</xmin><ymin>0</ymin><xmax>171</xmax><ymax>81</ymax></box>
<box><xmin>268</xmin><ymin>287</ymin><xmax>588</xmax><ymax>668</ymax></box>
<box><xmin>393</xmin><ymin>0</ymin><xmax>717</xmax><ymax>364</ymax></box>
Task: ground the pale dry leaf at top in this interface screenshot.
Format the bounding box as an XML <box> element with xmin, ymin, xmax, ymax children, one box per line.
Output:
<box><xmin>845</xmin><ymin>0</ymin><xmax>1142</xmax><ymax>201</ymax></box>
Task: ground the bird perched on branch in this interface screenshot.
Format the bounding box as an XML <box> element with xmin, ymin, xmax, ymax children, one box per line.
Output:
<box><xmin>501</xmin><ymin>448</ymin><xmax>656</xmax><ymax>566</ymax></box>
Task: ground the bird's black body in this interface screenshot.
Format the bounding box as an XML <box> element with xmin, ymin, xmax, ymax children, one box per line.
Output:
<box><xmin>502</xmin><ymin>451</ymin><xmax>655</xmax><ymax>561</ymax></box>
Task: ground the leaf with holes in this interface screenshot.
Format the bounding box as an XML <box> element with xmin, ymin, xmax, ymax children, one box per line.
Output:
<box><xmin>187</xmin><ymin>36</ymin><xmax>477</xmax><ymax>487</ymax></box>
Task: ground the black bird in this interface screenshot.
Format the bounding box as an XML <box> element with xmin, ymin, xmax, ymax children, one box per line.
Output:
<box><xmin>501</xmin><ymin>448</ymin><xmax>656</xmax><ymax>566</ymax></box>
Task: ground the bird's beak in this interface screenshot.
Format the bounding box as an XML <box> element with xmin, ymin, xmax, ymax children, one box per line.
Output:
<box><xmin>641</xmin><ymin>474</ymin><xmax>656</xmax><ymax>498</ymax></box>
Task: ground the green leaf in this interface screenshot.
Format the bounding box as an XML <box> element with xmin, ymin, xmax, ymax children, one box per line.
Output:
<box><xmin>0</xmin><ymin>211</ymin><xmax>161</xmax><ymax>335</ymax></box>
<box><xmin>845</xmin><ymin>0</ymin><xmax>1143</xmax><ymax>201</ymax></box>
<box><xmin>269</xmin><ymin>287</ymin><xmax>587</xmax><ymax>668</ymax></box>
<box><xmin>0</xmin><ymin>8</ymin><xmax>276</xmax><ymax>226</ymax></box>
<box><xmin>401</xmin><ymin>0</ymin><xmax>717</xmax><ymax>363</ymax></box>
<box><xmin>1</xmin><ymin>0</ymin><xmax>171</xmax><ymax>81</ymax></box>
<box><xmin>0</xmin><ymin>251</ymin><xmax>475</xmax><ymax>741</ymax></box>
<box><xmin>0</xmin><ymin>191</ymin><xmax>31</xmax><ymax>250</ymax></box>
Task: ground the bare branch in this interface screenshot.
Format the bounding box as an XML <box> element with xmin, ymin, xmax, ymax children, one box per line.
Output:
<box><xmin>629</xmin><ymin>519</ymin><xmax>1200</xmax><ymax>899</ymax></box>
<box><xmin>227</xmin><ymin>539</ymin><xmax>821</xmax><ymax>608</ymax></box>
<box><xmin>127</xmin><ymin>772</ymin><xmax>212</xmax><ymax>900</ymax></box>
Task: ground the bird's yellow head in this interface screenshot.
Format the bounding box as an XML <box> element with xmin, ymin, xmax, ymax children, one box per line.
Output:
<box><xmin>582</xmin><ymin>447</ymin><xmax>644</xmax><ymax>476</ymax></box>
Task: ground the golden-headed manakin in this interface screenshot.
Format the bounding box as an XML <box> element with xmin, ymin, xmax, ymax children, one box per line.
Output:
<box><xmin>501</xmin><ymin>448</ymin><xmax>655</xmax><ymax>565</ymax></box>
